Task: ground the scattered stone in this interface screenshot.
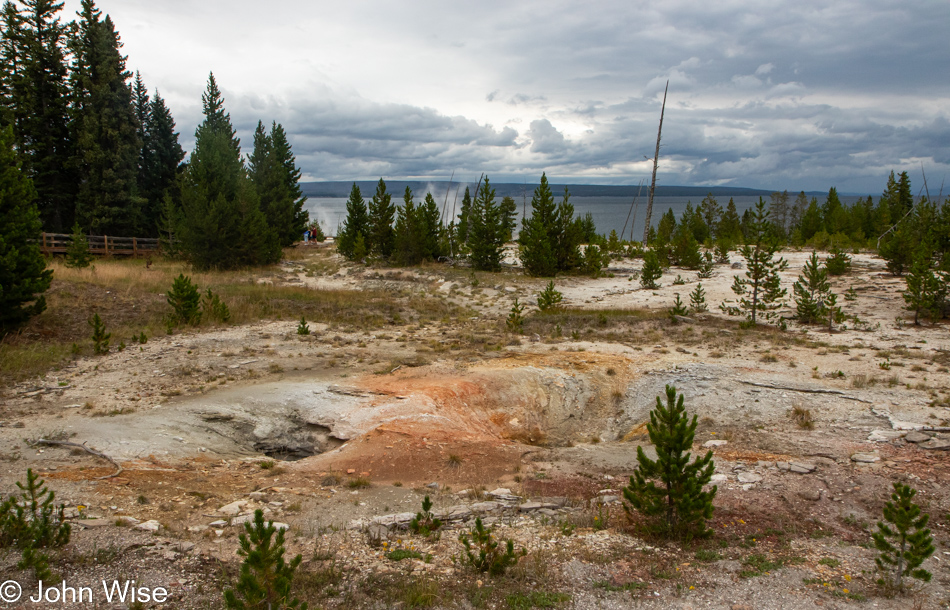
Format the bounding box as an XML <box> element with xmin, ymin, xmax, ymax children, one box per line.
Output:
<box><xmin>439</xmin><ymin>506</ymin><xmax>473</xmax><ymax>520</ymax></box>
<box><xmin>248</xmin><ymin>492</ymin><xmax>266</xmax><ymax>501</ymax></box>
<box><xmin>710</xmin><ymin>474</ymin><xmax>729</xmax><ymax>483</ymax></box>
<box><xmin>737</xmin><ymin>472</ymin><xmax>763</xmax><ymax>484</ymax></box>
<box><xmin>595</xmin><ymin>495</ymin><xmax>621</xmax><ymax>505</ymax></box>
<box><xmin>75</xmin><ymin>519</ymin><xmax>109</xmax><ymax>528</ymax></box>
<box><xmin>704</xmin><ymin>440</ymin><xmax>728</xmax><ymax>448</ymax></box>
<box><xmin>850</xmin><ymin>453</ymin><xmax>880</xmax><ymax>463</ymax></box>
<box><xmin>370</xmin><ymin>512</ymin><xmax>416</xmax><ymax>528</ymax></box>
<box><xmin>135</xmin><ymin>520</ymin><xmax>161</xmax><ymax>532</ymax></box>
<box><xmin>187</xmin><ymin>525</ymin><xmax>209</xmax><ymax>533</ymax></box>
<box><xmin>487</xmin><ymin>488</ymin><xmax>520</xmax><ymax>503</ymax></box>
<box><xmin>216</xmin><ymin>500</ymin><xmax>248</xmax><ymax>516</ymax></box>
<box><xmin>426</xmin><ymin>482</ymin><xmax>440</xmax><ymax>490</ymax></box>
<box><xmin>920</xmin><ymin>439</ymin><xmax>950</xmax><ymax>451</ymax></box>
<box><xmin>868</xmin><ymin>429</ymin><xmax>904</xmax><ymax>442</ymax></box>
<box><xmin>798</xmin><ymin>490</ymin><xmax>822</xmax><ymax>502</ymax></box>
<box><xmin>115</xmin><ymin>515</ymin><xmax>140</xmax><ymax>526</ymax></box>
<box><xmin>905</xmin><ymin>431</ymin><xmax>931</xmax><ymax>443</ymax></box>
<box><xmin>789</xmin><ymin>461</ymin><xmax>816</xmax><ymax>474</ymax></box>
<box><xmin>469</xmin><ymin>501</ymin><xmax>502</xmax><ymax>513</ymax></box>
<box><xmin>208</xmin><ymin>520</ymin><xmax>228</xmax><ymax>528</ymax></box>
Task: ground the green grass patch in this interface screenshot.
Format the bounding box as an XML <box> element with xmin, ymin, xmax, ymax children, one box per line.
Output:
<box><xmin>505</xmin><ymin>590</ymin><xmax>571</xmax><ymax>609</ymax></box>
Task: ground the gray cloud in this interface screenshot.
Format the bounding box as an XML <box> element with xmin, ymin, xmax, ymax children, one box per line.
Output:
<box><xmin>77</xmin><ymin>0</ymin><xmax>950</xmax><ymax>192</ymax></box>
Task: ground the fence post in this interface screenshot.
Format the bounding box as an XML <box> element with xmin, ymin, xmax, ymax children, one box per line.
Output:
<box><xmin>133</xmin><ymin>237</ymin><xmax>137</xmax><ymax>256</ymax></box>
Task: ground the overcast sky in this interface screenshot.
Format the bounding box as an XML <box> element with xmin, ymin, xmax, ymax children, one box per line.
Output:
<box><xmin>63</xmin><ymin>0</ymin><xmax>950</xmax><ymax>193</ymax></box>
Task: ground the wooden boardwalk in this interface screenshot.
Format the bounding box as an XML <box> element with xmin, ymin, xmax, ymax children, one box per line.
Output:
<box><xmin>39</xmin><ymin>232</ymin><xmax>160</xmax><ymax>257</ymax></box>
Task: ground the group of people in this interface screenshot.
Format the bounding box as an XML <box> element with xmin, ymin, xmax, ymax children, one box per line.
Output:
<box><xmin>302</xmin><ymin>224</ymin><xmax>325</xmax><ymax>244</ymax></box>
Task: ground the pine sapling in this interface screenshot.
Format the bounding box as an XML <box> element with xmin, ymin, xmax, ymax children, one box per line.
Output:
<box><xmin>64</xmin><ymin>223</ymin><xmax>93</xmax><ymax>269</ymax></box>
<box><xmin>689</xmin><ymin>283</ymin><xmax>707</xmax><ymax>313</ymax></box>
<box><xmin>640</xmin><ymin>250</ymin><xmax>663</xmax><ymax>289</ymax></box>
<box><xmin>89</xmin><ymin>313</ymin><xmax>110</xmax><ymax>355</ymax></box>
<box><xmin>793</xmin><ymin>252</ymin><xmax>831</xmax><ymax>324</ymax></box>
<box><xmin>669</xmin><ymin>293</ymin><xmax>688</xmax><ymax>320</ymax></box>
<box><xmin>824</xmin><ymin>247</ymin><xmax>852</xmax><ymax>276</ymax></box>
<box><xmin>409</xmin><ymin>495</ymin><xmax>442</xmax><ymax>537</ymax></box>
<box><xmin>697</xmin><ymin>252</ymin><xmax>714</xmax><ymax>279</ymax></box>
<box><xmin>536</xmin><ymin>281</ymin><xmax>563</xmax><ymax>312</ymax></box>
<box><xmin>167</xmin><ymin>274</ymin><xmax>201</xmax><ymax>326</ymax></box>
<box><xmin>296</xmin><ymin>316</ymin><xmax>310</xmax><ymax>336</ymax></box>
<box><xmin>459</xmin><ymin>517</ymin><xmax>525</xmax><ymax>576</ymax></box>
<box><xmin>224</xmin><ymin>509</ymin><xmax>306</xmax><ymax>610</ymax></box>
<box><xmin>872</xmin><ymin>482</ymin><xmax>934</xmax><ymax>591</ymax></box>
<box><xmin>623</xmin><ymin>385</ymin><xmax>717</xmax><ymax>539</ymax></box>
<box><xmin>506</xmin><ymin>298</ymin><xmax>525</xmax><ymax>333</ymax></box>
<box><xmin>0</xmin><ymin>469</ymin><xmax>71</xmax><ymax>582</ymax></box>
<box><xmin>202</xmin><ymin>289</ymin><xmax>231</xmax><ymax>323</ymax></box>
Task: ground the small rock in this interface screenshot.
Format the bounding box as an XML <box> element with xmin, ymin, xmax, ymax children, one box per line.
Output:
<box><xmin>904</xmin><ymin>431</ymin><xmax>931</xmax><ymax>443</ymax></box>
<box><xmin>798</xmin><ymin>490</ymin><xmax>822</xmax><ymax>502</ymax></box>
<box><xmin>248</xmin><ymin>492</ymin><xmax>266</xmax><ymax>501</ymax></box>
<box><xmin>216</xmin><ymin>500</ymin><xmax>248</xmax><ymax>517</ymax></box>
<box><xmin>426</xmin><ymin>482</ymin><xmax>440</xmax><ymax>490</ymax></box>
<box><xmin>75</xmin><ymin>519</ymin><xmax>109</xmax><ymax>528</ymax></box>
<box><xmin>868</xmin><ymin>429</ymin><xmax>904</xmax><ymax>442</ymax></box>
<box><xmin>208</xmin><ymin>520</ymin><xmax>228</xmax><ymax>527</ymax></box>
<box><xmin>789</xmin><ymin>461</ymin><xmax>816</xmax><ymax>474</ymax></box>
<box><xmin>737</xmin><ymin>473</ymin><xmax>763</xmax><ymax>484</ymax></box>
<box><xmin>851</xmin><ymin>453</ymin><xmax>880</xmax><ymax>463</ymax></box>
<box><xmin>596</xmin><ymin>495</ymin><xmax>620</xmax><ymax>505</ymax></box>
<box><xmin>710</xmin><ymin>474</ymin><xmax>729</xmax><ymax>483</ymax></box>
<box><xmin>115</xmin><ymin>515</ymin><xmax>140</xmax><ymax>526</ymax></box>
<box><xmin>704</xmin><ymin>440</ymin><xmax>728</xmax><ymax>448</ymax></box>
<box><xmin>920</xmin><ymin>439</ymin><xmax>950</xmax><ymax>451</ymax></box>
<box><xmin>187</xmin><ymin>525</ymin><xmax>209</xmax><ymax>533</ymax></box>
<box><xmin>135</xmin><ymin>520</ymin><xmax>161</xmax><ymax>532</ymax></box>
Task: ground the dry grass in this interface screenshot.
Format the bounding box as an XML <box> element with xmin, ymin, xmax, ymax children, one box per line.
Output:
<box><xmin>0</xmin><ymin>254</ymin><xmax>470</xmax><ymax>385</ymax></box>
<box><xmin>790</xmin><ymin>404</ymin><xmax>815</xmax><ymax>430</ymax></box>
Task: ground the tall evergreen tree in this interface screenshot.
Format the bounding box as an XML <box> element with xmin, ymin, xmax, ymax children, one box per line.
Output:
<box><xmin>139</xmin><ymin>89</ymin><xmax>183</xmax><ymax>236</ymax></box>
<box><xmin>367</xmin><ymin>178</ymin><xmax>394</xmax><ymax>258</ymax></box>
<box><xmin>174</xmin><ymin>73</ymin><xmax>278</xmax><ymax>269</ymax></box>
<box><xmin>555</xmin><ymin>188</ymin><xmax>582</xmax><ymax>271</ymax></box>
<box><xmin>456</xmin><ymin>186</ymin><xmax>472</xmax><ymax>245</ymax></box>
<box><xmin>392</xmin><ymin>186</ymin><xmax>421</xmax><ymax>266</ymax></box>
<box><xmin>519</xmin><ymin>172</ymin><xmax>558</xmax><ymax>277</ymax></box>
<box><xmin>468</xmin><ymin>176</ymin><xmax>504</xmax><ymax>271</ymax></box>
<box><xmin>0</xmin><ymin>125</ymin><xmax>51</xmax><ymax>334</ymax></box>
<box><xmin>2</xmin><ymin>0</ymin><xmax>73</xmax><ymax>231</ymax></box>
<box><xmin>498</xmin><ymin>195</ymin><xmax>517</xmax><ymax>242</ymax></box>
<box><xmin>250</xmin><ymin>121</ymin><xmax>307</xmax><ymax>247</ymax></box>
<box><xmin>419</xmin><ymin>192</ymin><xmax>443</xmax><ymax>261</ymax></box>
<box><xmin>699</xmin><ymin>193</ymin><xmax>721</xmax><ymax>240</ymax></box>
<box><xmin>132</xmin><ymin>70</ymin><xmax>149</xmax><ymax>190</ymax></box>
<box><xmin>69</xmin><ymin>1</ymin><xmax>141</xmax><ymax>236</ymax></box>
<box><xmin>336</xmin><ymin>182</ymin><xmax>368</xmax><ymax>260</ymax></box>
<box><xmin>717</xmin><ymin>197</ymin><xmax>742</xmax><ymax>244</ymax></box>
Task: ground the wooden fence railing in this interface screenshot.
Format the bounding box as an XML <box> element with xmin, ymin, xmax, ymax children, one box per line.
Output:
<box><xmin>39</xmin><ymin>232</ymin><xmax>160</xmax><ymax>257</ymax></box>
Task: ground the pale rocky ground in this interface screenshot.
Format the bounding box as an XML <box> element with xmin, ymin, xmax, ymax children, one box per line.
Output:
<box><xmin>0</xmin><ymin>244</ymin><xmax>948</xmax><ymax>609</ymax></box>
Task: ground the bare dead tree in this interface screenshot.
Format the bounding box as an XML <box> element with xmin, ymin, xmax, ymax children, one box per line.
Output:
<box><xmin>643</xmin><ymin>80</ymin><xmax>669</xmax><ymax>245</ymax></box>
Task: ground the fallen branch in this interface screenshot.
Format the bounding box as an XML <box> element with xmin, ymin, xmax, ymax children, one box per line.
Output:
<box><xmin>738</xmin><ymin>380</ymin><xmax>872</xmax><ymax>403</ymax></box>
<box><xmin>30</xmin><ymin>439</ymin><xmax>123</xmax><ymax>479</ymax></box>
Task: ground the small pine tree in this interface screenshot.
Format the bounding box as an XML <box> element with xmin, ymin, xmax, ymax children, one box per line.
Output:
<box><xmin>640</xmin><ymin>250</ymin><xmax>663</xmax><ymax>289</ymax></box>
<box><xmin>64</xmin><ymin>223</ymin><xmax>94</xmax><ymax>268</ymax></box>
<box><xmin>581</xmin><ymin>244</ymin><xmax>605</xmax><ymax>277</ymax></box>
<box><xmin>714</xmin><ymin>240</ymin><xmax>731</xmax><ymax>264</ymax></box>
<box><xmin>459</xmin><ymin>517</ymin><xmax>524</xmax><ymax>576</ymax></box>
<box><xmin>697</xmin><ymin>252</ymin><xmax>714</xmax><ymax>279</ymax></box>
<box><xmin>506</xmin><ymin>298</ymin><xmax>525</xmax><ymax>333</ymax></box>
<box><xmin>336</xmin><ymin>183</ymin><xmax>369</xmax><ymax>260</ymax></box>
<box><xmin>903</xmin><ymin>253</ymin><xmax>943</xmax><ymax>325</ymax></box>
<box><xmin>793</xmin><ymin>252</ymin><xmax>831</xmax><ymax>324</ymax></box>
<box><xmin>89</xmin><ymin>313</ymin><xmax>110</xmax><ymax>355</ymax></box>
<box><xmin>670</xmin><ymin>293</ymin><xmax>688</xmax><ymax>318</ymax></box>
<box><xmin>0</xmin><ymin>469</ymin><xmax>71</xmax><ymax>582</ymax></box>
<box><xmin>536</xmin><ymin>281</ymin><xmax>563</xmax><ymax>312</ymax></box>
<box><xmin>689</xmin><ymin>283</ymin><xmax>707</xmax><ymax>313</ymax></box>
<box><xmin>167</xmin><ymin>274</ymin><xmax>202</xmax><ymax>325</ymax></box>
<box><xmin>825</xmin><ymin>247</ymin><xmax>852</xmax><ymax>275</ymax></box>
<box><xmin>623</xmin><ymin>385</ymin><xmax>716</xmax><ymax>539</ymax></box>
<box><xmin>408</xmin><ymin>495</ymin><xmax>442</xmax><ymax>537</ymax></box>
<box><xmin>872</xmin><ymin>483</ymin><xmax>934</xmax><ymax>591</ymax></box>
<box><xmin>223</xmin><ymin>509</ymin><xmax>306</xmax><ymax>610</ymax></box>
<box><xmin>296</xmin><ymin>316</ymin><xmax>310</xmax><ymax>336</ymax></box>
<box><xmin>202</xmin><ymin>289</ymin><xmax>231</xmax><ymax>323</ymax></box>
<box><xmin>720</xmin><ymin>199</ymin><xmax>788</xmax><ymax>326</ymax></box>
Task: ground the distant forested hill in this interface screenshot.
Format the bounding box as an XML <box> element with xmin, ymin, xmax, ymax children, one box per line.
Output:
<box><xmin>301</xmin><ymin>181</ymin><xmax>781</xmax><ymax>198</ymax></box>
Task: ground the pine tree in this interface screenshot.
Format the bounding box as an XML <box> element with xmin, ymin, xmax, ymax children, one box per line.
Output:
<box><xmin>468</xmin><ymin>176</ymin><xmax>504</xmax><ymax>271</ymax></box>
<box><xmin>250</xmin><ymin>121</ymin><xmax>307</xmax><ymax>247</ymax></box>
<box><xmin>623</xmin><ymin>385</ymin><xmax>716</xmax><ymax>539</ymax></box>
<box><xmin>139</xmin><ymin>90</ymin><xmax>183</xmax><ymax>236</ymax></box>
<box><xmin>499</xmin><ymin>195</ymin><xmax>517</xmax><ymax>242</ymax></box>
<box><xmin>367</xmin><ymin>178</ymin><xmax>395</xmax><ymax>258</ymax></box>
<box><xmin>720</xmin><ymin>198</ymin><xmax>788</xmax><ymax>326</ymax></box>
<box><xmin>689</xmin><ymin>282</ymin><xmax>707</xmax><ymax>313</ymax></box>
<box><xmin>793</xmin><ymin>251</ymin><xmax>830</xmax><ymax>324</ymax></box>
<box><xmin>536</xmin><ymin>281</ymin><xmax>563</xmax><ymax>312</ymax></box>
<box><xmin>174</xmin><ymin>73</ymin><xmax>279</xmax><ymax>269</ymax></box>
<box><xmin>336</xmin><ymin>182</ymin><xmax>368</xmax><ymax>261</ymax></box>
<box><xmin>640</xmin><ymin>250</ymin><xmax>662</xmax><ymax>289</ymax></box>
<box><xmin>2</xmin><ymin>0</ymin><xmax>74</xmax><ymax>231</ymax></box>
<box><xmin>419</xmin><ymin>192</ymin><xmax>443</xmax><ymax>261</ymax></box>
<box><xmin>223</xmin><ymin>510</ymin><xmax>307</xmax><ymax>610</ymax></box>
<box><xmin>718</xmin><ymin>198</ymin><xmax>742</xmax><ymax>244</ymax></box>
<box><xmin>699</xmin><ymin>193</ymin><xmax>721</xmax><ymax>239</ymax></box>
<box><xmin>555</xmin><ymin>188</ymin><xmax>582</xmax><ymax>271</ymax></box>
<box><xmin>872</xmin><ymin>483</ymin><xmax>934</xmax><ymax>591</ymax></box>
<box><xmin>903</xmin><ymin>252</ymin><xmax>943</xmax><ymax>325</ymax></box>
<box><xmin>0</xmin><ymin>124</ymin><xmax>51</xmax><ymax>335</ymax></box>
<box><xmin>392</xmin><ymin>186</ymin><xmax>422</xmax><ymax>266</ymax></box>
<box><xmin>64</xmin><ymin>221</ymin><xmax>92</xmax><ymax>268</ymax></box>
<box><xmin>519</xmin><ymin>172</ymin><xmax>558</xmax><ymax>277</ymax></box>
<box><xmin>456</xmin><ymin>186</ymin><xmax>472</xmax><ymax>245</ymax></box>
<box><xmin>69</xmin><ymin>1</ymin><xmax>142</xmax><ymax>236</ymax></box>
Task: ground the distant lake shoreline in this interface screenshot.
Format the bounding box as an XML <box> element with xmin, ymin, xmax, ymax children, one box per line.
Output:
<box><xmin>303</xmin><ymin>195</ymin><xmax>867</xmax><ymax>239</ymax></box>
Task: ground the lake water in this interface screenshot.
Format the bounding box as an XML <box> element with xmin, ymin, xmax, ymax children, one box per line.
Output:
<box><xmin>304</xmin><ymin>194</ymin><xmax>864</xmax><ymax>240</ymax></box>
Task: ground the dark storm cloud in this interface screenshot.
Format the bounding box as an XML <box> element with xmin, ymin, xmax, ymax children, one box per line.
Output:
<box><xmin>82</xmin><ymin>0</ymin><xmax>950</xmax><ymax>191</ymax></box>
